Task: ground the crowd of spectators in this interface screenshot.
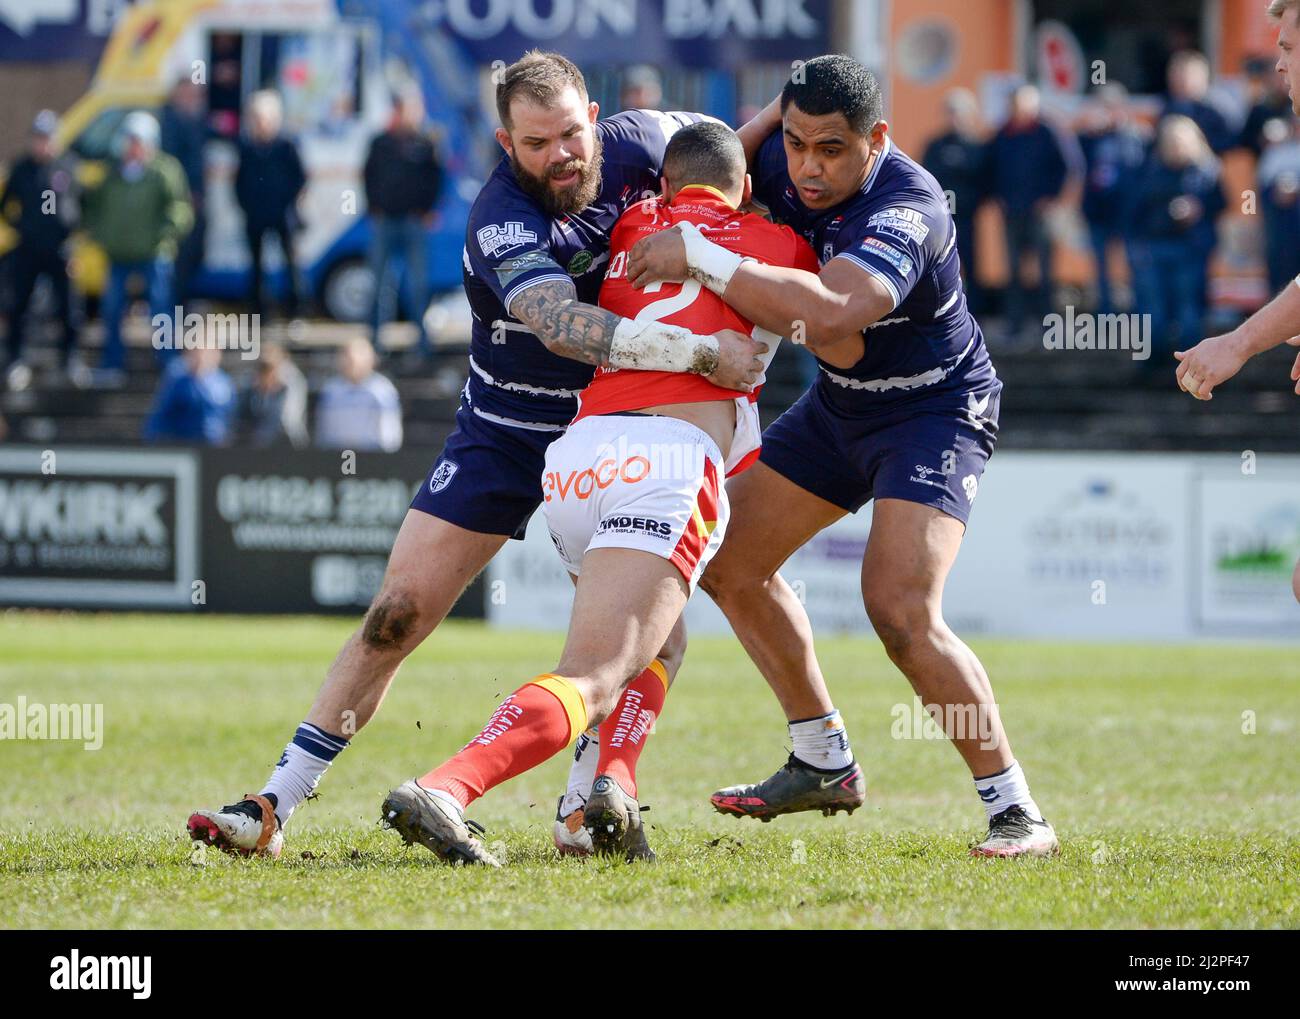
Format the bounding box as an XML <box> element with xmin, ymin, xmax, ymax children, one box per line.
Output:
<box><xmin>0</xmin><ymin>80</ymin><xmax>439</xmax><ymax>447</ymax></box>
<box><xmin>141</xmin><ymin>334</ymin><xmax>401</xmax><ymax>451</ymax></box>
<box><xmin>2</xmin><ymin>48</ymin><xmax>1297</xmax><ymax>447</ymax></box>
<box><xmin>921</xmin><ymin>49</ymin><xmax>1296</xmax><ymax>357</ymax></box>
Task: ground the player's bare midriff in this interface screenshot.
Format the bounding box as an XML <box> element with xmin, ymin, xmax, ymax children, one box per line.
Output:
<box><xmin>635</xmin><ymin>397</ymin><xmax>737</xmax><ymax>458</ymax></box>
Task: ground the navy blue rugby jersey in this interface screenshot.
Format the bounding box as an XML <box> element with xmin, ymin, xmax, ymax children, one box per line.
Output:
<box><xmin>751</xmin><ymin>130</ymin><xmax>999</xmax><ymax>413</ymax></box>
<box><xmin>462</xmin><ymin>109</ymin><xmax>709</xmax><ymax>430</ymax></box>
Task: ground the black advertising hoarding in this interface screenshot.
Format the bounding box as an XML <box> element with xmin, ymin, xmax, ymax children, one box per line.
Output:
<box><xmin>0</xmin><ymin>438</ymin><xmax>486</xmax><ymax>617</ymax></box>
<box><xmin>0</xmin><ymin>447</ymin><xmax>199</xmax><ymax>609</ymax></box>
<box><xmin>199</xmin><ymin>446</ymin><xmax>461</xmax><ymax>615</ymax></box>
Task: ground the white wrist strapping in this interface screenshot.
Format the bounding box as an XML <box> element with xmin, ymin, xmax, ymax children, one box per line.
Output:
<box><xmin>610</xmin><ymin>317</ymin><xmax>719</xmax><ymax>375</ymax></box>
<box><xmin>678</xmin><ymin>221</ymin><xmax>748</xmax><ymax>296</ymax></box>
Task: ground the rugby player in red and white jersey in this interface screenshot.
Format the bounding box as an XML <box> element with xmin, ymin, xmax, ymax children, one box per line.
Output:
<box><xmin>377</xmin><ymin>121</ymin><xmax>846</xmax><ymax>863</ymax></box>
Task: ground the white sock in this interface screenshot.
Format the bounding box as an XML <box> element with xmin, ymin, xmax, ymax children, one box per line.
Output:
<box><xmin>789</xmin><ymin>710</ymin><xmax>854</xmax><ymax>771</ymax></box>
<box><xmin>260</xmin><ymin>723</ymin><xmax>349</xmax><ymax>825</ymax></box>
<box><xmin>973</xmin><ymin>760</ymin><xmax>1043</xmax><ymax>822</ymax></box>
<box><xmin>559</xmin><ymin>728</ymin><xmax>599</xmax><ymax>816</ymax></box>
<box><xmin>416</xmin><ymin>784</ymin><xmax>465</xmax><ymax>818</ymax></box>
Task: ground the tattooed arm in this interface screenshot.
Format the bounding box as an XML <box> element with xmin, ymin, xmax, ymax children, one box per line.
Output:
<box><xmin>508</xmin><ymin>279</ymin><xmax>766</xmax><ymax>391</ymax></box>
<box><xmin>508</xmin><ymin>279</ymin><xmax>636</xmax><ymax>367</ymax></box>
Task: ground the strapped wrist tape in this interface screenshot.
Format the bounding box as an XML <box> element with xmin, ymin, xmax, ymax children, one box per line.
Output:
<box><xmin>679</xmin><ymin>220</ymin><xmax>748</xmax><ymax>296</ymax></box>
<box><xmin>610</xmin><ymin>317</ymin><xmax>720</xmax><ymax>375</ymax></box>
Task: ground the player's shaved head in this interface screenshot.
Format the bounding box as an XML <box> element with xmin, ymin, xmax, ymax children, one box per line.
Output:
<box><xmin>662</xmin><ymin>121</ymin><xmax>746</xmax><ymax>194</ymax></box>
<box><xmin>781</xmin><ymin>54</ymin><xmax>883</xmax><ymax>137</ymax></box>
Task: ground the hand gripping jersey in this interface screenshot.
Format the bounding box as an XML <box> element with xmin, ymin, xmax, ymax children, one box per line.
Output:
<box><xmin>750</xmin><ymin>131</ymin><xmax>999</xmax><ymax>415</ymax></box>
<box><xmin>579</xmin><ymin>184</ymin><xmax>819</xmax><ymax>474</ymax></box>
<box><xmin>461</xmin><ymin>109</ymin><xmax>711</xmax><ymax>432</ymax></box>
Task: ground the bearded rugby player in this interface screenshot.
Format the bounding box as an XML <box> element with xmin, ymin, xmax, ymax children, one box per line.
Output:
<box><xmin>187</xmin><ymin>52</ymin><xmax>763</xmax><ymax>859</ymax></box>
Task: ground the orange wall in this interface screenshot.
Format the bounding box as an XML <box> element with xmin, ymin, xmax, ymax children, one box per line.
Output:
<box><xmin>886</xmin><ymin>0</ymin><xmax>1016</xmax><ymax>156</ymax></box>
<box><xmin>886</xmin><ymin>1</ymin><xmax>1017</xmax><ymax>284</ymax></box>
<box><xmin>1219</xmin><ymin>0</ymin><xmax>1283</xmax><ymax>72</ymax></box>
<box><xmin>883</xmin><ymin>0</ymin><xmax>1279</xmax><ymax>294</ymax></box>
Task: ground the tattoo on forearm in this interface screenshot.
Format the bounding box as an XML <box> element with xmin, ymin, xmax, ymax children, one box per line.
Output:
<box><xmin>508</xmin><ymin>280</ymin><xmax>623</xmax><ymax>367</ymax></box>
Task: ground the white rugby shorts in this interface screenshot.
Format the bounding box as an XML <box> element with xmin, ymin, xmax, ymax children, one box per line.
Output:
<box><xmin>541</xmin><ymin>413</ymin><xmax>729</xmax><ymax>590</ymax></box>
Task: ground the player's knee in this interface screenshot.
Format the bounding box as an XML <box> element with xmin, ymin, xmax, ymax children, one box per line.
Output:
<box><xmin>1292</xmin><ymin>558</ymin><xmax>1300</xmax><ymax>603</ymax></box>
<box><xmin>360</xmin><ymin>587</ymin><xmax>427</xmax><ymax>653</ymax></box>
<box><xmin>863</xmin><ymin>587</ymin><xmax>931</xmax><ymax>661</ymax></box>
<box><xmin>699</xmin><ymin>553</ymin><xmax>765</xmax><ymax>604</ymax></box>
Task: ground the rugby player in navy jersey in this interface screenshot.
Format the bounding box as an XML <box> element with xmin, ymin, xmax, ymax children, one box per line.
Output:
<box><xmin>628</xmin><ymin>55</ymin><xmax>1059</xmax><ymax>857</ymax></box>
<box><xmin>186</xmin><ymin>51</ymin><xmax>764</xmax><ymax>860</ymax></box>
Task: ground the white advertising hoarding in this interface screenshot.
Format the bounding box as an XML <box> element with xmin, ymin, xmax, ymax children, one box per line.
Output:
<box><xmin>1194</xmin><ymin>457</ymin><xmax>1300</xmax><ymax>635</ymax></box>
<box><xmin>942</xmin><ymin>454</ymin><xmax>1191</xmax><ymax>639</ymax></box>
<box><xmin>488</xmin><ymin>453</ymin><xmax>1300</xmax><ymax>641</ymax></box>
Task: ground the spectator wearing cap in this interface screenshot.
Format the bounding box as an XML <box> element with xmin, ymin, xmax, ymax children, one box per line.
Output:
<box><xmin>143</xmin><ymin>344</ymin><xmax>235</xmax><ymax>444</ymax></box>
<box><xmin>82</xmin><ymin>110</ymin><xmax>193</xmax><ymax>383</ymax></box>
<box><xmin>1128</xmin><ymin>115</ymin><xmax>1225</xmax><ymax>355</ymax></box>
<box><xmin>0</xmin><ymin>109</ymin><xmax>79</xmax><ymax>389</ymax></box>
<box><xmin>988</xmin><ymin>84</ymin><xmax>1083</xmax><ymax>337</ymax></box>
<box><xmin>235</xmin><ymin>90</ymin><xmax>306</xmax><ymax>319</ymax></box>
<box><xmin>363</xmin><ymin>91</ymin><xmax>442</xmax><ymax>358</ymax></box>
<box><xmin>315</xmin><ymin>337</ymin><xmax>402</xmax><ymax>452</ymax></box>
<box><xmin>921</xmin><ymin>88</ymin><xmax>990</xmax><ymax>316</ymax></box>
<box><xmin>235</xmin><ymin>341</ymin><xmax>308</xmax><ymax>448</ymax></box>
<box><xmin>1077</xmin><ymin>83</ymin><xmax>1150</xmax><ymax>314</ymax></box>
<box><xmin>1162</xmin><ymin>51</ymin><xmax>1236</xmax><ymax>155</ymax></box>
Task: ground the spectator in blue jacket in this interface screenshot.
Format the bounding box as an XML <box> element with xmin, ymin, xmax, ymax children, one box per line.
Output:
<box><xmin>922</xmin><ymin>88</ymin><xmax>991</xmax><ymax>316</ymax></box>
<box><xmin>160</xmin><ymin>77</ymin><xmax>210</xmax><ymax>308</ymax></box>
<box><xmin>1256</xmin><ymin>116</ymin><xmax>1300</xmax><ymax>293</ymax></box>
<box><xmin>1129</xmin><ymin>116</ymin><xmax>1225</xmax><ymax>356</ymax></box>
<box><xmin>988</xmin><ymin>84</ymin><xmax>1082</xmax><ymax>336</ymax></box>
<box><xmin>1162</xmin><ymin>51</ymin><xmax>1236</xmax><ymax>155</ymax></box>
<box><xmin>363</xmin><ymin>91</ymin><xmax>443</xmax><ymax>359</ymax></box>
<box><xmin>1077</xmin><ymin>84</ymin><xmax>1150</xmax><ymax>313</ymax></box>
<box><xmin>235</xmin><ymin>90</ymin><xmax>305</xmax><ymax>319</ymax></box>
<box><xmin>143</xmin><ymin>345</ymin><xmax>235</xmax><ymax>444</ymax></box>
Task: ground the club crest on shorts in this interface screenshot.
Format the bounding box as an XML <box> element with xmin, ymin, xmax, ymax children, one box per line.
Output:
<box><xmin>429</xmin><ymin>460</ymin><xmax>459</xmax><ymax>494</ymax></box>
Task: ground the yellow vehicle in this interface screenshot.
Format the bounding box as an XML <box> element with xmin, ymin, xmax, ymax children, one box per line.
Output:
<box><xmin>4</xmin><ymin>0</ymin><xmax>475</xmax><ymax>317</ymax></box>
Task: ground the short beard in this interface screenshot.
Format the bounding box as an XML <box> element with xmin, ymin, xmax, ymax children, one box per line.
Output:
<box><xmin>511</xmin><ymin>133</ymin><xmax>604</xmax><ymax>218</ymax></box>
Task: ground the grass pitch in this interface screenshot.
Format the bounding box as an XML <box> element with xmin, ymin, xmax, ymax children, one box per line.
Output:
<box><xmin>1</xmin><ymin>612</ymin><xmax>1297</xmax><ymax>929</ymax></box>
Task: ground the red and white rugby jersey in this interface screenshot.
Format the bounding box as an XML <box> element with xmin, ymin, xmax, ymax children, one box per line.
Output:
<box><xmin>578</xmin><ymin>185</ymin><xmax>820</xmax><ymax>475</ymax></box>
